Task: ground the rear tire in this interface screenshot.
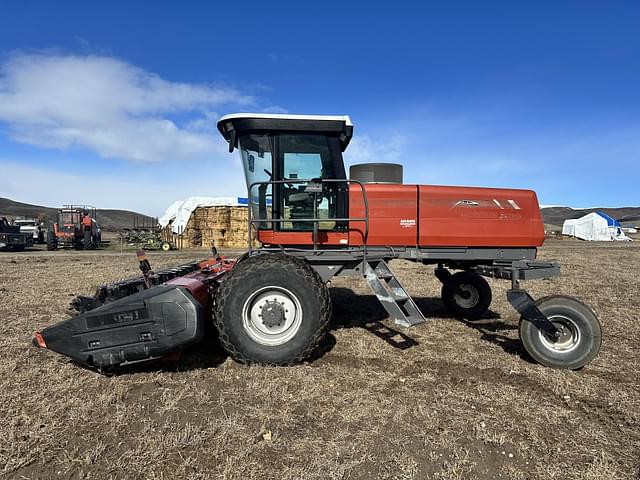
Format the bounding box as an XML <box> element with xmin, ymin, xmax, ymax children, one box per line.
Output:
<box><xmin>84</xmin><ymin>230</ymin><xmax>94</xmax><ymax>250</ymax></box>
<box><xmin>519</xmin><ymin>296</ymin><xmax>602</xmax><ymax>369</ymax></box>
<box><xmin>46</xmin><ymin>230</ymin><xmax>57</xmax><ymax>251</ymax></box>
<box><xmin>441</xmin><ymin>271</ymin><xmax>492</xmax><ymax>320</ymax></box>
<box><xmin>214</xmin><ymin>254</ymin><xmax>331</xmax><ymax>365</ymax></box>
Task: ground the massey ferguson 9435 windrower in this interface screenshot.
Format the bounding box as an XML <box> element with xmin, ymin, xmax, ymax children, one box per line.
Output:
<box><xmin>34</xmin><ymin>114</ymin><xmax>602</xmax><ymax>371</ymax></box>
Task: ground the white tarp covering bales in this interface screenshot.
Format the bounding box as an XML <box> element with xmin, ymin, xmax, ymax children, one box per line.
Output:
<box><xmin>158</xmin><ymin>200</ymin><xmax>183</xmax><ymax>229</ymax></box>
<box><xmin>159</xmin><ymin>196</ymin><xmax>247</xmax><ymax>234</ymax></box>
<box><xmin>562</xmin><ymin>211</ymin><xmax>629</xmax><ymax>241</ymax></box>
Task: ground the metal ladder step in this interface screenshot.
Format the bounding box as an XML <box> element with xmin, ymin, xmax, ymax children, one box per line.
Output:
<box><xmin>364</xmin><ymin>259</ymin><xmax>427</xmax><ymax>327</ymax></box>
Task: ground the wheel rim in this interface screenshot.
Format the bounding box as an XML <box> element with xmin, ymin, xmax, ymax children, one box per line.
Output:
<box><xmin>538</xmin><ymin>315</ymin><xmax>581</xmax><ymax>352</ymax></box>
<box><xmin>242</xmin><ymin>286</ymin><xmax>303</xmax><ymax>346</ymax></box>
<box><xmin>454</xmin><ymin>284</ymin><xmax>479</xmax><ymax>308</ymax></box>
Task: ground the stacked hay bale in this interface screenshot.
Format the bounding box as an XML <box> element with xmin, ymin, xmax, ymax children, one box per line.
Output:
<box><xmin>166</xmin><ymin>203</ymin><xmax>335</xmax><ymax>249</ymax></box>
<box><xmin>228</xmin><ymin>207</ymin><xmax>249</xmax><ymax>247</ymax></box>
<box><xmin>184</xmin><ymin>206</ymin><xmax>249</xmax><ymax>248</ymax></box>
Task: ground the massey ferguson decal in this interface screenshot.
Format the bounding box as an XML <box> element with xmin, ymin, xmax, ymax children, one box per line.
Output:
<box><xmin>452</xmin><ymin>199</ymin><xmax>522</xmax><ymax>209</ymax></box>
<box><xmin>400</xmin><ymin>219</ymin><xmax>416</xmax><ymax>228</ymax></box>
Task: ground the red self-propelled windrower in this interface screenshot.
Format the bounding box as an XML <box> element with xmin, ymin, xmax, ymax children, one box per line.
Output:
<box><xmin>34</xmin><ymin>113</ymin><xmax>602</xmax><ymax>372</ymax></box>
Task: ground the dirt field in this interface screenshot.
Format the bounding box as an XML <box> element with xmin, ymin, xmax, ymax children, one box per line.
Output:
<box><xmin>0</xmin><ymin>241</ymin><xmax>638</xmax><ymax>479</ymax></box>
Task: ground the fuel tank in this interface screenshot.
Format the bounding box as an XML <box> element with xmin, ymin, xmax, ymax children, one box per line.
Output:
<box><xmin>348</xmin><ymin>183</ymin><xmax>544</xmax><ymax>247</ymax></box>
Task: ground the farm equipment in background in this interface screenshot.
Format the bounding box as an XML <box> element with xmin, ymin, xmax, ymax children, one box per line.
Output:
<box><xmin>0</xmin><ymin>217</ymin><xmax>33</xmax><ymax>251</ymax></box>
<box><xmin>34</xmin><ymin>113</ymin><xmax>602</xmax><ymax>372</ymax></box>
<box><xmin>14</xmin><ymin>217</ymin><xmax>46</xmax><ymax>244</ymax></box>
<box><xmin>47</xmin><ymin>205</ymin><xmax>102</xmax><ymax>250</ymax></box>
<box><xmin>119</xmin><ymin>229</ymin><xmax>173</xmax><ymax>251</ymax></box>
<box><xmin>142</xmin><ymin>237</ymin><xmax>174</xmax><ymax>251</ymax></box>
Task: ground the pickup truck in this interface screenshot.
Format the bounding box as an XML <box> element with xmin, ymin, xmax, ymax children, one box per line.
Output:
<box><xmin>0</xmin><ymin>217</ymin><xmax>33</xmax><ymax>251</ymax></box>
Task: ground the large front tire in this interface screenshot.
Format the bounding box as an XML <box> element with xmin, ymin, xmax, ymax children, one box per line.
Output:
<box><xmin>214</xmin><ymin>254</ymin><xmax>331</xmax><ymax>365</ymax></box>
<box><xmin>519</xmin><ymin>296</ymin><xmax>602</xmax><ymax>369</ymax></box>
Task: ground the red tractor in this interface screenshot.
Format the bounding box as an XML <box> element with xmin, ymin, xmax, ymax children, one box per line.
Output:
<box><xmin>34</xmin><ymin>114</ymin><xmax>601</xmax><ymax>372</ymax></box>
<box><xmin>47</xmin><ymin>205</ymin><xmax>101</xmax><ymax>250</ymax></box>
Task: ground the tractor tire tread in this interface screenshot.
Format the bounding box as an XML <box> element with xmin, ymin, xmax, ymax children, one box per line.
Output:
<box><xmin>213</xmin><ymin>253</ymin><xmax>331</xmax><ymax>365</ymax></box>
<box><xmin>46</xmin><ymin>231</ymin><xmax>57</xmax><ymax>251</ymax></box>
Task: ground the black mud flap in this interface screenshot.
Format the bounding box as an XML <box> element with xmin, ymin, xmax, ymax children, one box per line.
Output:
<box><xmin>36</xmin><ymin>285</ymin><xmax>204</xmax><ymax>369</ymax></box>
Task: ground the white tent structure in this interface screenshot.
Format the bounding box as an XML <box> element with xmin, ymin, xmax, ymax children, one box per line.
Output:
<box><xmin>159</xmin><ymin>196</ymin><xmax>248</xmax><ymax>234</ymax></box>
<box><xmin>562</xmin><ymin>211</ymin><xmax>630</xmax><ymax>241</ymax></box>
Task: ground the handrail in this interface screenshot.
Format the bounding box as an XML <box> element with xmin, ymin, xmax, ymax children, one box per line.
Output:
<box><xmin>246</xmin><ymin>178</ymin><xmax>370</xmax><ymax>268</ymax></box>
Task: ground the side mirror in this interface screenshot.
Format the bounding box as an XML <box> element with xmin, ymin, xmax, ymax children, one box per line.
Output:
<box><xmin>248</xmin><ymin>154</ymin><xmax>255</xmax><ymax>173</ymax></box>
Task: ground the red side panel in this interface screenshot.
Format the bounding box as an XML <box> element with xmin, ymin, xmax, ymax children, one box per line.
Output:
<box><xmin>257</xmin><ymin>230</ymin><xmax>348</xmax><ymax>246</ymax></box>
<box><xmin>164</xmin><ymin>277</ymin><xmax>209</xmax><ymax>306</ymax></box>
<box><xmin>349</xmin><ymin>184</ymin><xmax>418</xmax><ymax>246</ymax></box>
<box><xmin>418</xmin><ymin>185</ymin><xmax>545</xmax><ymax>247</ymax></box>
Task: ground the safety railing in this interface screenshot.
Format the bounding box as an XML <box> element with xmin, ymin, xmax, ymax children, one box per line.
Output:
<box><xmin>247</xmin><ymin>178</ymin><xmax>370</xmax><ymax>262</ymax></box>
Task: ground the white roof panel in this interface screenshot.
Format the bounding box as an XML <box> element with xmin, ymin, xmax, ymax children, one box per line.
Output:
<box><xmin>218</xmin><ymin>112</ymin><xmax>353</xmax><ymax>126</ymax></box>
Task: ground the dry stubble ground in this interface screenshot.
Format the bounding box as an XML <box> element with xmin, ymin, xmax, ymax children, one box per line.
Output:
<box><xmin>0</xmin><ymin>240</ymin><xmax>638</xmax><ymax>479</ymax></box>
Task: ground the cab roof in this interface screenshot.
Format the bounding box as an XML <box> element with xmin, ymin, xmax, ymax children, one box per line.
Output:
<box><xmin>217</xmin><ymin>113</ymin><xmax>354</xmax><ymax>152</ymax></box>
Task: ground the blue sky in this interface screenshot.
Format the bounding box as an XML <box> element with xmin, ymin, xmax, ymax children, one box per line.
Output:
<box><xmin>0</xmin><ymin>1</ymin><xmax>638</xmax><ymax>215</ymax></box>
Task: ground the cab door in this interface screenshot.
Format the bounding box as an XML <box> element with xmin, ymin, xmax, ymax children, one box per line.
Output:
<box><xmin>265</xmin><ymin>134</ymin><xmax>348</xmax><ymax>246</ymax></box>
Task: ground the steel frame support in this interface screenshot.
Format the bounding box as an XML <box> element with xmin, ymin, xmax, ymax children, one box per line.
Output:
<box><xmin>434</xmin><ymin>264</ymin><xmax>451</xmax><ymax>284</ymax></box>
<box><xmin>506</xmin><ymin>289</ymin><xmax>561</xmax><ymax>338</ymax></box>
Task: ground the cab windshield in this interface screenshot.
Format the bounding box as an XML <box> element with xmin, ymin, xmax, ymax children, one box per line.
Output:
<box><xmin>238</xmin><ymin>133</ymin><xmax>345</xmax><ymax>232</ymax></box>
<box><xmin>61</xmin><ymin>212</ymin><xmax>80</xmax><ymax>225</ymax></box>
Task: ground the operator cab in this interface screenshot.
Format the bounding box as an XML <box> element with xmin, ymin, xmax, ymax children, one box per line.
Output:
<box><xmin>217</xmin><ymin>114</ymin><xmax>353</xmax><ymax>240</ymax></box>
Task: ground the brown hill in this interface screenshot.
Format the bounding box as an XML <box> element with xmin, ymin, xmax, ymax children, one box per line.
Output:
<box><xmin>0</xmin><ymin>197</ymin><xmax>157</xmax><ymax>231</ymax></box>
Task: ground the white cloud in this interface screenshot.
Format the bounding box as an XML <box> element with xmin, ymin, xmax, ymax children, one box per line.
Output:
<box><xmin>261</xmin><ymin>106</ymin><xmax>288</xmax><ymax>114</ymax></box>
<box><xmin>0</xmin><ymin>53</ymin><xmax>253</xmax><ymax>162</ymax></box>
<box><xmin>0</xmin><ymin>160</ymin><xmax>246</xmax><ymax>216</ymax></box>
<box><xmin>345</xmin><ymin>133</ymin><xmax>408</xmax><ymax>166</ymax></box>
